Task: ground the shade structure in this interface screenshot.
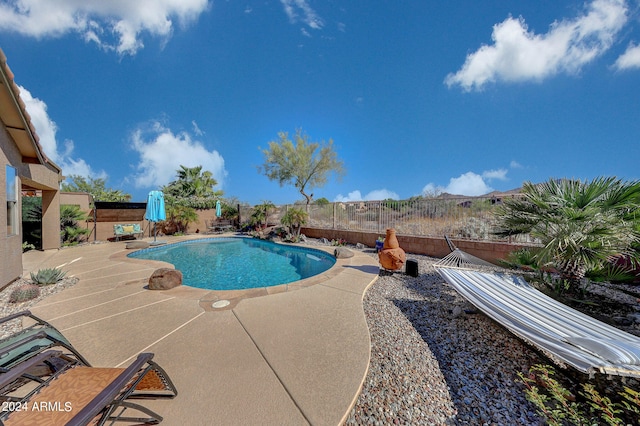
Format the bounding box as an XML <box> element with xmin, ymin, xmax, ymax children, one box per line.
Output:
<box><xmin>145</xmin><ymin>191</ymin><xmax>166</xmax><ymax>244</ymax></box>
<box><xmin>215</xmin><ymin>200</ymin><xmax>221</xmax><ymax>218</ymax></box>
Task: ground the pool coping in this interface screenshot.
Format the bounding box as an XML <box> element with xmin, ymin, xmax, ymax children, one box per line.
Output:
<box><xmin>113</xmin><ymin>236</ymin><xmax>349</xmax><ymax>311</ymax></box>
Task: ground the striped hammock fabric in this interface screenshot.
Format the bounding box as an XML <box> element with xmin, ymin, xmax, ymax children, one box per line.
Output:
<box><xmin>434</xmin><ymin>249</ymin><xmax>640</xmax><ymax>378</ymax></box>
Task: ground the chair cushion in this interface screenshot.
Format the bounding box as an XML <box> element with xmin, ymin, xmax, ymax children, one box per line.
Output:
<box><xmin>122</xmin><ymin>225</ymin><xmax>135</xmax><ymax>234</ymax></box>
<box><xmin>4</xmin><ymin>367</ymin><xmax>125</xmax><ymax>425</ymax></box>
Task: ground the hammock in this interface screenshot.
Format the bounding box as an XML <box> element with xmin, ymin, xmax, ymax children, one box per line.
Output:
<box><xmin>434</xmin><ymin>248</ymin><xmax>640</xmax><ymax>378</ymax></box>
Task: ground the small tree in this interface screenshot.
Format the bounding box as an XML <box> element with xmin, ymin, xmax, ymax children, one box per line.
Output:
<box><xmin>258</xmin><ymin>129</ymin><xmax>344</xmax><ymax>205</ymax></box>
<box><xmin>249</xmin><ymin>201</ymin><xmax>275</xmax><ymax>230</ymax></box>
<box><xmin>281</xmin><ymin>207</ymin><xmax>308</xmax><ymax>238</ymax></box>
<box><xmin>314</xmin><ymin>197</ymin><xmax>330</xmax><ymax>206</ymax></box>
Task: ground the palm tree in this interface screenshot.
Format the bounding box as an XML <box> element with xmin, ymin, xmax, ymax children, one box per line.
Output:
<box><xmin>60</xmin><ymin>205</ymin><xmax>90</xmax><ymax>245</ymax></box>
<box><xmin>250</xmin><ymin>201</ymin><xmax>275</xmax><ymax>230</ymax></box>
<box><xmin>281</xmin><ymin>207</ymin><xmax>309</xmax><ymax>237</ymax></box>
<box><xmin>173</xmin><ymin>165</ymin><xmax>215</xmax><ymax>197</ymax></box>
<box><xmin>494</xmin><ymin>177</ymin><xmax>640</xmax><ymax>287</ymax></box>
<box><xmin>162</xmin><ymin>165</ymin><xmax>223</xmax><ymax>209</ymax></box>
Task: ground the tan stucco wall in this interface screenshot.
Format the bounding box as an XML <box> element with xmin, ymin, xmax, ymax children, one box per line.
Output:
<box><xmin>60</xmin><ymin>192</ymin><xmax>91</xmax><ymax>211</ymax></box>
<box><xmin>20</xmin><ymin>162</ymin><xmax>61</xmax><ymax>190</ymax></box>
<box><xmin>300</xmin><ymin>227</ymin><xmax>534</xmax><ymax>263</ymax></box>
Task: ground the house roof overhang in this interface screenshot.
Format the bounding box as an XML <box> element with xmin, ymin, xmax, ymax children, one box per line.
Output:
<box><xmin>0</xmin><ymin>48</ymin><xmax>62</xmax><ymax>175</ymax></box>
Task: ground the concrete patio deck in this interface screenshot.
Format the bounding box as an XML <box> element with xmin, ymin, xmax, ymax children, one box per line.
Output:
<box><xmin>21</xmin><ymin>235</ymin><xmax>379</xmax><ymax>425</ymax></box>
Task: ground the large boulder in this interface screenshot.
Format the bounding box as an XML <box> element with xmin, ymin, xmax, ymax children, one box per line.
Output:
<box><xmin>334</xmin><ymin>247</ymin><xmax>354</xmax><ymax>259</ymax></box>
<box><xmin>148</xmin><ymin>268</ymin><xmax>182</xmax><ymax>290</ymax></box>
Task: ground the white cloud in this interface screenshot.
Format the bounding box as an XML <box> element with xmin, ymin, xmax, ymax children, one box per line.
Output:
<box><xmin>191</xmin><ymin>120</ymin><xmax>204</xmax><ymax>136</ymax></box>
<box><xmin>280</xmin><ymin>0</ymin><xmax>324</xmax><ymax>30</ymax></box>
<box><xmin>334</xmin><ymin>189</ymin><xmax>399</xmax><ymax>202</ymax></box>
<box><xmin>19</xmin><ymin>85</ymin><xmax>104</xmax><ymax>178</ymax></box>
<box><xmin>422</xmin><ymin>168</ymin><xmax>512</xmax><ymax>197</ymax></box>
<box><xmin>482</xmin><ymin>168</ymin><xmax>508</xmax><ymax>180</ymax></box>
<box><xmin>445</xmin><ymin>0</ymin><xmax>628</xmax><ymax>91</ymax></box>
<box><xmin>614</xmin><ymin>42</ymin><xmax>640</xmax><ymax>70</ymax></box>
<box><xmin>421</xmin><ymin>183</ymin><xmax>445</xmax><ymax>197</ymax></box>
<box><xmin>0</xmin><ymin>0</ymin><xmax>209</xmax><ymax>55</ymax></box>
<box><xmin>510</xmin><ymin>160</ymin><xmax>523</xmax><ymax>169</ymax></box>
<box><xmin>130</xmin><ymin>121</ymin><xmax>227</xmax><ymax>190</ymax></box>
<box><xmin>445</xmin><ymin>172</ymin><xmax>494</xmax><ymax>196</ymax></box>
<box><xmin>334</xmin><ymin>190</ymin><xmax>363</xmax><ymax>202</ymax></box>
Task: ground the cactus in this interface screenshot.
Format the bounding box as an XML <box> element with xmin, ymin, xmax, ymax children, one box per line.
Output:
<box><xmin>9</xmin><ymin>284</ymin><xmax>41</xmax><ymax>303</ymax></box>
<box><xmin>30</xmin><ymin>267</ymin><xmax>67</xmax><ymax>286</ymax></box>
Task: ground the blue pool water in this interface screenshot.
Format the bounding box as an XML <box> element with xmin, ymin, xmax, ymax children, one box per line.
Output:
<box><xmin>127</xmin><ymin>237</ymin><xmax>336</xmax><ymax>290</ymax></box>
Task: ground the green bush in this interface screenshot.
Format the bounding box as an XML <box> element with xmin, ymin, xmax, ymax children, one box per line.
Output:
<box><xmin>502</xmin><ymin>247</ymin><xmax>540</xmax><ymax>271</ymax></box>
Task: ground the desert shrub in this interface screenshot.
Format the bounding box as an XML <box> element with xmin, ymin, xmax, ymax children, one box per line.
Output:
<box><xmin>501</xmin><ymin>247</ymin><xmax>540</xmax><ymax>271</ymax></box>
<box><xmin>519</xmin><ymin>364</ymin><xmax>640</xmax><ymax>426</ymax></box>
<box><xmin>160</xmin><ymin>204</ymin><xmax>198</xmax><ymax>235</ymax></box>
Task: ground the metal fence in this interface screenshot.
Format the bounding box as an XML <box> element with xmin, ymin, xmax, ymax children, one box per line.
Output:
<box><xmin>240</xmin><ymin>197</ymin><xmax>533</xmax><ymax>242</ymax></box>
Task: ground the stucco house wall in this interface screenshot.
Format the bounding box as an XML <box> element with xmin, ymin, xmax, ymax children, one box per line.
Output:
<box><xmin>0</xmin><ymin>125</ymin><xmax>23</xmax><ymax>286</ymax></box>
<box><xmin>1</xmin><ymin>48</ymin><xmax>62</xmax><ymax>289</ymax></box>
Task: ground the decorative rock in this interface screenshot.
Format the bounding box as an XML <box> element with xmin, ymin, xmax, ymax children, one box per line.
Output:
<box><xmin>125</xmin><ymin>241</ymin><xmax>150</xmax><ymax>249</ymax></box>
<box><xmin>614</xmin><ymin>316</ymin><xmax>633</xmax><ymax>326</ymax></box>
<box><xmin>320</xmin><ymin>238</ymin><xmax>330</xmax><ymax>245</ymax></box>
<box><xmin>356</xmin><ymin>243</ymin><xmax>366</xmax><ymax>249</ymax></box>
<box><xmin>334</xmin><ymin>247</ymin><xmax>355</xmax><ymax>259</ymax></box>
<box><xmin>148</xmin><ymin>268</ymin><xmax>182</xmax><ymax>290</ymax></box>
<box><xmin>346</xmin><ymin>251</ymin><xmax>544</xmax><ymax>426</ymax></box>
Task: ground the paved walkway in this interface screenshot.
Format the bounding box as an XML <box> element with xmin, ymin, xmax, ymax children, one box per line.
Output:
<box><xmin>21</xmin><ymin>235</ymin><xmax>379</xmax><ymax>425</ymax></box>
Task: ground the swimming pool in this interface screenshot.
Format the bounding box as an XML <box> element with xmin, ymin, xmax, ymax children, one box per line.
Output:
<box><xmin>127</xmin><ymin>237</ymin><xmax>336</xmax><ymax>291</ymax></box>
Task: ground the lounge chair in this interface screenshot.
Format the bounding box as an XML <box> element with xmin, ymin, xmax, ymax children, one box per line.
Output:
<box><xmin>434</xmin><ymin>242</ymin><xmax>640</xmax><ymax>378</ymax></box>
<box><xmin>0</xmin><ymin>349</ymin><xmax>177</xmax><ymax>425</ymax></box>
<box><xmin>0</xmin><ymin>310</ymin><xmax>91</xmax><ymax>369</ymax></box>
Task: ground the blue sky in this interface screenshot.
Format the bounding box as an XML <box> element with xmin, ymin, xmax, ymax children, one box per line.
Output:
<box><xmin>1</xmin><ymin>0</ymin><xmax>639</xmax><ymax>205</ymax></box>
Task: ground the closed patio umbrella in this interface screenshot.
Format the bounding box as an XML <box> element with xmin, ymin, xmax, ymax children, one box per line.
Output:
<box><xmin>215</xmin><ymin>200</ymin><xmax>222</xmax><ymax>218</ymax></box>
<box><xmin>145</xmin><ymin>190</ymin><xmax>166</xmax><ymax>245</ymax></box>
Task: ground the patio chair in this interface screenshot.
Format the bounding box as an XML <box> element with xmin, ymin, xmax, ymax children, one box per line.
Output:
<box><xmin>0</xmin><ymin>310</ymin><xmax>91</xmax><ymax>369</ymax></box>
<box><xmin>0</xmin><ymin>349</ymin><xmax>177</xmax><ymax>425</ymax></box>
